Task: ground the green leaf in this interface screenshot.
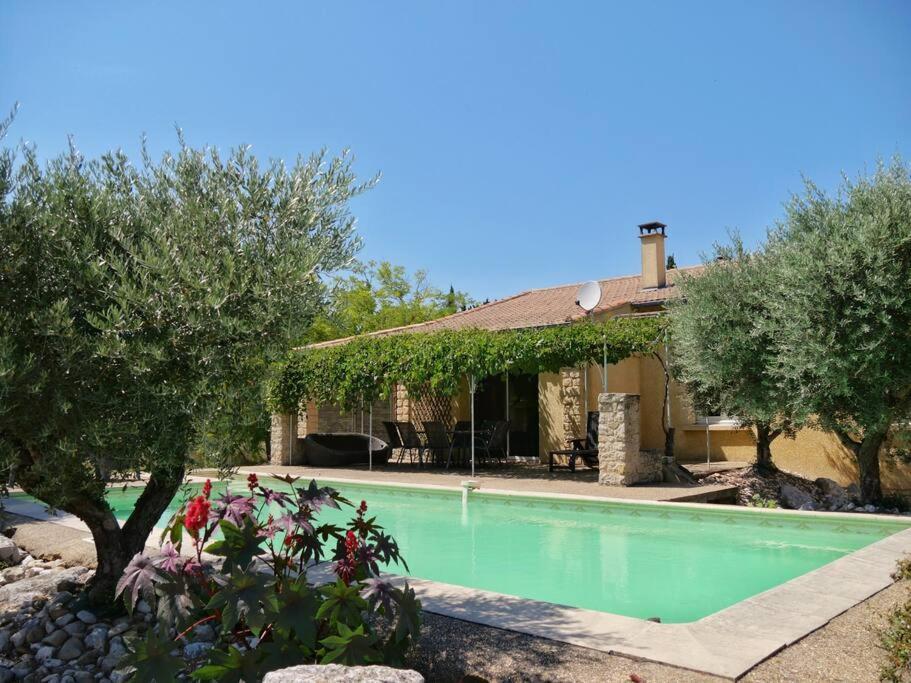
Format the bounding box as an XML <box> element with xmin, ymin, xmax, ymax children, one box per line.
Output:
<box><xmin>317</xmin><ymin>579</ymin><xmax>368</xmax><ymax>628</ymax></box>
<box><xmin>272</xmin><ymin>576</ymin><xmax>318</xmax><ymax>647</ymax></box>
<box><xmin>122</xmin><ymin>630</ymin><xmax>184</xmax><ymax>683</ymax></box>
<box><xmin>204</xmin><ymin>517</ymin><xmax>265</xmax><ymax>573</ymax></box>
<box><xmin>319</xmin><ymin>623</ymin><xmax>381</xmax><ymax>666</ymax></box>
<box><xmin>191</xmin><ymin>646</ymin><xmax>260</xmax><ymax>683</ymax></box>
<box><xmin>205</xmin><ymin>569</ymin><xmax>273</xmax><ymax>632</ymax></box>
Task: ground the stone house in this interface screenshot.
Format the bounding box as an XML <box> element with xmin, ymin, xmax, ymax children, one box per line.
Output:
<box><xmin>271</xmin><ymin>222</ymin><xmax>911</xmax><ymax>492</ymax></box>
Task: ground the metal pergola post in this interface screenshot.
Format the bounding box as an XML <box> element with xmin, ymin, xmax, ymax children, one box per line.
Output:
<box><xmin>369</xmin><ymin>401</ymin><xmax>373</xmax><ymax>471</ymax></box>
<box><xmin>505</xmin><ymin>373</ymin><xmax>510</xmax><ymax>458</ymax></box>
<box><xmin>469</xmin><ymin>374</ymin><xmax>477</xmax><ymax>478</ymax></box>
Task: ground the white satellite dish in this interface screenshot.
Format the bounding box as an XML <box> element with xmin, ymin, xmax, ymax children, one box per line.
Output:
<box><xmin>576</xmin><ymin>280</ymin><xmax>602</xmax><ymax>313</ymax></box>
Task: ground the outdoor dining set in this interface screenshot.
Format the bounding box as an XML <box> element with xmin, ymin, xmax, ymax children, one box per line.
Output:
<box><xmin>381</xmin><ymin>420</ymin><xmax>509</xmax><ymax>468</ymax></box>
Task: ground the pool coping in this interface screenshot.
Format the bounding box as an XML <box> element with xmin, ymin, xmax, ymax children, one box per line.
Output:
<box><xmin>5</xmin><ymin>477</ymin><xmax>911</xmax><ymax>680</ymax></box>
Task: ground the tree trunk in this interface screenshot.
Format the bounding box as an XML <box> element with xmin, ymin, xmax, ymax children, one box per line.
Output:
<box><xmin>83</xmin><ymin>469</ymin><xmax>186</xmax><ymax>604</ymax></box>
<box><xmin>664</xmin><ymin>427</ymin><xmax>675</xmax><ymax>461</ymax></box>
<box><xmin>754</xmin><ymin>424</ymin><xmax>781</xmax><ymax>472</ymax></box>
<box><xmin>15</xmin><ymin>442</ymin><xmax>185</xmax><ymax>606</ymax></box>
<box><xmin>835</xmin><ymin>428</ymin><xmax>885</xmax><ymax>506</ymax></box>
<box><xmin>856</xmin><ymin>432</ymin><xmax>885</xmax><ymax>505</ymax></box>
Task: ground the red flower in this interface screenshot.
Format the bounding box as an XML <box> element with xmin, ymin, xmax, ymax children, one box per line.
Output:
<box><xmin>358</xmin><ymin>500</ymin><xmax>368</xmax><ymax>515</ymax></box>
<box><xmin>335</xmin><ymin>530</ymin><xmax>360</xmax><ymax>585</ymax></box>
<box><xmin>247</xmin><ymin>473</ymin><xmax>259</xmax><ymax>491</ymax></box>
<box><xmin>202</xmin><ymin>479</ymin><xmax>212</xmax><ymax>499</ymax></box>
<box><xmin>184</xmin><ymin>495</ymin><xmax>211</xmax><ymax>536</ymax></box>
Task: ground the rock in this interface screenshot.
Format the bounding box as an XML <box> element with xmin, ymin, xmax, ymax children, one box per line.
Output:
<box><xmin>192</xmin><ymin>624</ymin><xmax>216</xmax><ymax>642</ymax></box>
<box><xmin>61</xmin><ymin>676</ymin><xmax>75</xmax><ymax>683</ymax></box>
<box><xmin>62</xmin><ymin>623</ymin><xmax>85</xmax><ymax>637</ymax></box>
<box><xmin>48</xmin><ymin>605</ymin><xmax>68</xmax><ymax>621</ymax></box>
<box><xmin>51</xmin><ymin>593</ymin><xmax>74</xmax><ymax>607</ymax></box>
<box><xmin>106</xmin><ymin>638</ymin><xmax>126</xmax><ymax>661</ymax></box>
<box><xmin>109</xmin><ymin>670</ymin><xmax>134</xmax><ymax>683</ymax></box>
<box><xmin>0</xmin><ymin>540</ymin><xmax>21</xmax><ymax>568</ymax></box>
<box><xmin>863</xmin><ymin>504</ymin><xmax>878</xmax><ymax>513</ymax></box>
<box><xmin>100</xmin><ymin>654</ymin><xmax>123</xmax><ymax>675</ymax></box>
<box><xmin>263</xmin><ymin>665</ymin><xmax>424</xmax><ymax>683</ymax></box>
<box><xmin>34</xmin><ymin>645</ymin><xmax>56</xmax><ymax>663</ymax></box>
<box><xmin>780</xmin><ymin>483</ymin><xmax>815</xmax><ymax>510</ymax></box>
<box><xmin>57</xmin><ymin>638</ymin><xmax>83</xmax><ymax>662</ymax></box>
<box><xmin>0</xmin><ymin>666</ymin><xmax>13</xmax><ymax>683</ymax></box>
<box><xmin>26</xmin><ymin>625</ymin><xmax>45</xmax><ymax>645</ymax></box>
<box><xmin>84</xmin><ymin>627</ymin><xmax>107</xmax><ymax>653</ymax></box>
<box><xmin>72</xmin><ymin>672</ymin><xmax>92</xmax><ymax>683</ymax></box>
<box><xmin>182</xmin><ymin>642</ymin><xmax>212</xmax><ymax>660</ymax></box>
<box><xmin>134</xmin><ymin>601</ymin><xmax>150</xmax><ymax>616</ymax></box>
<box><xmin>798</xmin><ymin>501</ymin><xmax>816</xmax><ymax>511</ymax></box>
<box><xmin>106</xmin><ymin>623</ymin><xmax>128</xmax><ymax>638</ymax></box>
<box><xmin>0</xmin><ymin>569</ymin><xmax>88</xmax><ymax>614</ymax></box>
<box><xmin>54</xmin><ymin>614</ymin><xmax>74</xmax><ymax>628</ymax></box>
<box><xmin>43</xmin><ymin>631</ymin><xmax>68</xmax><ymax>648</ymax></box>
<box><xmin>74</xmin><ymin>612</ymin><xmax>95</xmax><ymax>626</ymax></box>
<box><xmin>10</xmin><ymin>629</ymin><xmax>27</xmax><ymax>650</ymax></box>
<box><xmin>54</xmin><ymin>580</ymin><xmax>78</xmax><ymax>595</ymax></box>
<box><xmin>0</xmin><ymin>631</ymin><xmax>9</xmax><ymax>655</ymax></box>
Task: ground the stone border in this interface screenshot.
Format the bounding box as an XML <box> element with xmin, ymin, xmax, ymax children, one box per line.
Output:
<box><xmin>5</xmin><ymin>478</ymin><xmax>911</xmax><ymax>679</ymax></box>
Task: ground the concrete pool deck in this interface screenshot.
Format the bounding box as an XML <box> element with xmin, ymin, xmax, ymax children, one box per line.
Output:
<box><xmin>233</xmin><ymin>463</ymin><xmax>739</xmax><ymax>503</ymax></box>
<box><xmin>5</xmin><ymin>477</ymin><xmax>910</xmax><ymax>679</ymax></box>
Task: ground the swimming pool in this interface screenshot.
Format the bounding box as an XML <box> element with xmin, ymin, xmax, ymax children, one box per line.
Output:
<box><xmin>23</xmin><ymin>477</ymin><xmax>911</xmax><ymax>623</ymax></box>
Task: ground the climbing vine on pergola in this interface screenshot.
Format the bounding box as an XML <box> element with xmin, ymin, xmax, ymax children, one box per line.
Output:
<box><xmin>270</xmin><ymin>316</ymin><xmax>665</xmax><ymax>412</ymax></box>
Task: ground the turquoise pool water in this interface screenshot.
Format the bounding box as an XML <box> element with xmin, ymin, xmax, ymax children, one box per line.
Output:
<box><xmin>21</xmin><ymin>479</ymin><xmax>910</xmax><ymax>623</ymax></box>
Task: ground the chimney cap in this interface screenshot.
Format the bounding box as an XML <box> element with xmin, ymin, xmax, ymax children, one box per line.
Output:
<box><xmin>638</xmin><ymin>221</ymin><xmax>667</xmax><ymax>236</ymax></box>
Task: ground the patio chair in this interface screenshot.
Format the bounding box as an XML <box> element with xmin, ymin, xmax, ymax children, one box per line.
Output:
<box><xmin>422</xmin><ymin>421</ymin><xmax>451</xmax><ymax>466</ymax></box>
<box><xmin>548</xmin><ymin>411</ymin><xmax>600</xmax><ymax>473</ymax></box>
<box><xmin>474</xmin><ymin>420</ymin><xmax>509</xmax><ymax>465</ymax></box>
<box><xmin>395</xmin><ymin>421</ymin><xmax>425</xmax><ymax>466</ymax></box>
<box><xmin>382</xmin><ymin>421</ymin><xmax>404</xmax><ymax>461</ymax></box>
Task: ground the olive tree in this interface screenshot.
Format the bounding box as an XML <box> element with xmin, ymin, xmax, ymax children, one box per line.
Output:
<box><xmin>0</xmin><ymin>119</ymin><xmax>373</xmax><ymax>601</ymax></box>
<box><xmin>669</xmin><ymin>236</ymin><xmax>797</xmax><ymax>469</ymax></box>
<box><xmin>764</xmin><ymin>159</ymin><xmax>911</xmax><ymax>504</ymax></box>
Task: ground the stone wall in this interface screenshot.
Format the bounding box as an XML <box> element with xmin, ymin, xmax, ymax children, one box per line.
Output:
<box><xmin>269</xmin><ymin>413</ymin><xmax>298</xmax><ymax>466</ymax></box>
<box><xmin>597</xmin><ymin>392</ymin><xmax>663</xmax><ymax>486</ymax></box>
<box><xmin>561</xmin><ymin>367</ymin><xmax>584</xmax><ymax>443</ymax></box>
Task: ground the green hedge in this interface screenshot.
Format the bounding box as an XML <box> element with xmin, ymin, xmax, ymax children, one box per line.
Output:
<box><xmin>270</xmin><ymin>316</ymin><xmax>665</xmax><ymax>412</ymax></box>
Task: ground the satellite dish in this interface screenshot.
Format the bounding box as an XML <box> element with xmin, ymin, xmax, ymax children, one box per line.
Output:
<box><xmin>576</xmin><ymin>280</ymin><xmax>602</xmax><ymax>312</ymax></box>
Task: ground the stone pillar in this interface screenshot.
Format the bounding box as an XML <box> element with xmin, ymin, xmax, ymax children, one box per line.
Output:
<box><xmin>393</xmin><ymin>383</ymin><xmax>410</xmax><ymax>422</ymax></box>
<box><xmin>598</xmin><ymin>393</ymin><xmax>642</xmax><ymax>486</ymax></box>
<box><xmin>270</xmin><ymin>413</ymin><xmax>298</xmax><ymax>466</ymax></box>
<box><xmin>561</xmin><ymin>367</ymin><xmax>584</xmax><ymax>443</ymax></box>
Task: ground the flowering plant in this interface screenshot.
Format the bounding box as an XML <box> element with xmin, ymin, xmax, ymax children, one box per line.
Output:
<box><xmin>115</xmin><ymin>474</ymin><xmax>421</xmax><ymax>680</ymax></box>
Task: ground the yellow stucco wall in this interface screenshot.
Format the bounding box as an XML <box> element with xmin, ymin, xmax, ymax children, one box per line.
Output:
<box><xmin>538</xmin><ymin>371</ymin><xmax>563</xmax><ymax>458</ymax></box>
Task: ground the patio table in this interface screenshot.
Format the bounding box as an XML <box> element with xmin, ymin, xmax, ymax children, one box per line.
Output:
<box><xmin>445</xmin><ymin>427</ymin><xmax>492</xmax><ymax>469</ymax></box>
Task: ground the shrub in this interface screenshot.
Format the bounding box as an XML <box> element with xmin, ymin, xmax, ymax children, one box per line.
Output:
<box><xmin>880</xmin><ymin>559</ymin><xmax>911</xmax><ymax>682</ymax></box>
<box><xmin>116</xmin><ymin>475</ymin><xmax>421</xmax><ymax>681</ymax></box>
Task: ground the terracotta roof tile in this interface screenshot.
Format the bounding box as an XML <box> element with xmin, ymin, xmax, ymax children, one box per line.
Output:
<box><xmin>308</xmin><ymin>265</ymin><xmax>702</xmax><ymax>349</ymax></box>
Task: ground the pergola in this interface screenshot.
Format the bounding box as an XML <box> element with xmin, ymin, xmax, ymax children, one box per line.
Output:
<box><xmin>271</xmin><ymin>317</ymin><xmax>663</xmax><ymax>475</ymax></box>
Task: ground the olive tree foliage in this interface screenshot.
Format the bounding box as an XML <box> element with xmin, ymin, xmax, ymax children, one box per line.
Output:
<box><xmin>668</xmin><ymin>237</ymin><xmax>799</xmax><ymax>469</ymax></box>
<box><xmin>0</xmin><ymin>115</ymin><xmax>373</xmax><ymax>601</ymax></box>
<box><xmin>764</xmin><ymin>159</ymin><xmax>911</xmax><ymax>504</ymax></box>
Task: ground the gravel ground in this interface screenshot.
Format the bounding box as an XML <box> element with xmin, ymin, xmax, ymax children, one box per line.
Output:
<box><xmin>405</xmin><ymin>582</ymin><xmax>907</xmax><ymax>682</ymax></box>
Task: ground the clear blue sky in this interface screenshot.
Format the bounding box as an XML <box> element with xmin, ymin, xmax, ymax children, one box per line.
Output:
<box><xmin>2</xmin><ymin>1</ymin><xmax>909</xmax><ymax>301</ymax></box>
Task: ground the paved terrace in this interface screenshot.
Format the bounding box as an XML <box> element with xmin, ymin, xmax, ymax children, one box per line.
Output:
<box><xmin>234</xmin><ymin>463</ymin><xmax>738</xmax><ymax>503</ymax></box>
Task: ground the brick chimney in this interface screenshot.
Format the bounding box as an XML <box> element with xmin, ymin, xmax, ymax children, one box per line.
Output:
<box><xmin>638</xmin><ymin>221</ymin><xmax>667</xmax><ymax>289</ymax></box>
